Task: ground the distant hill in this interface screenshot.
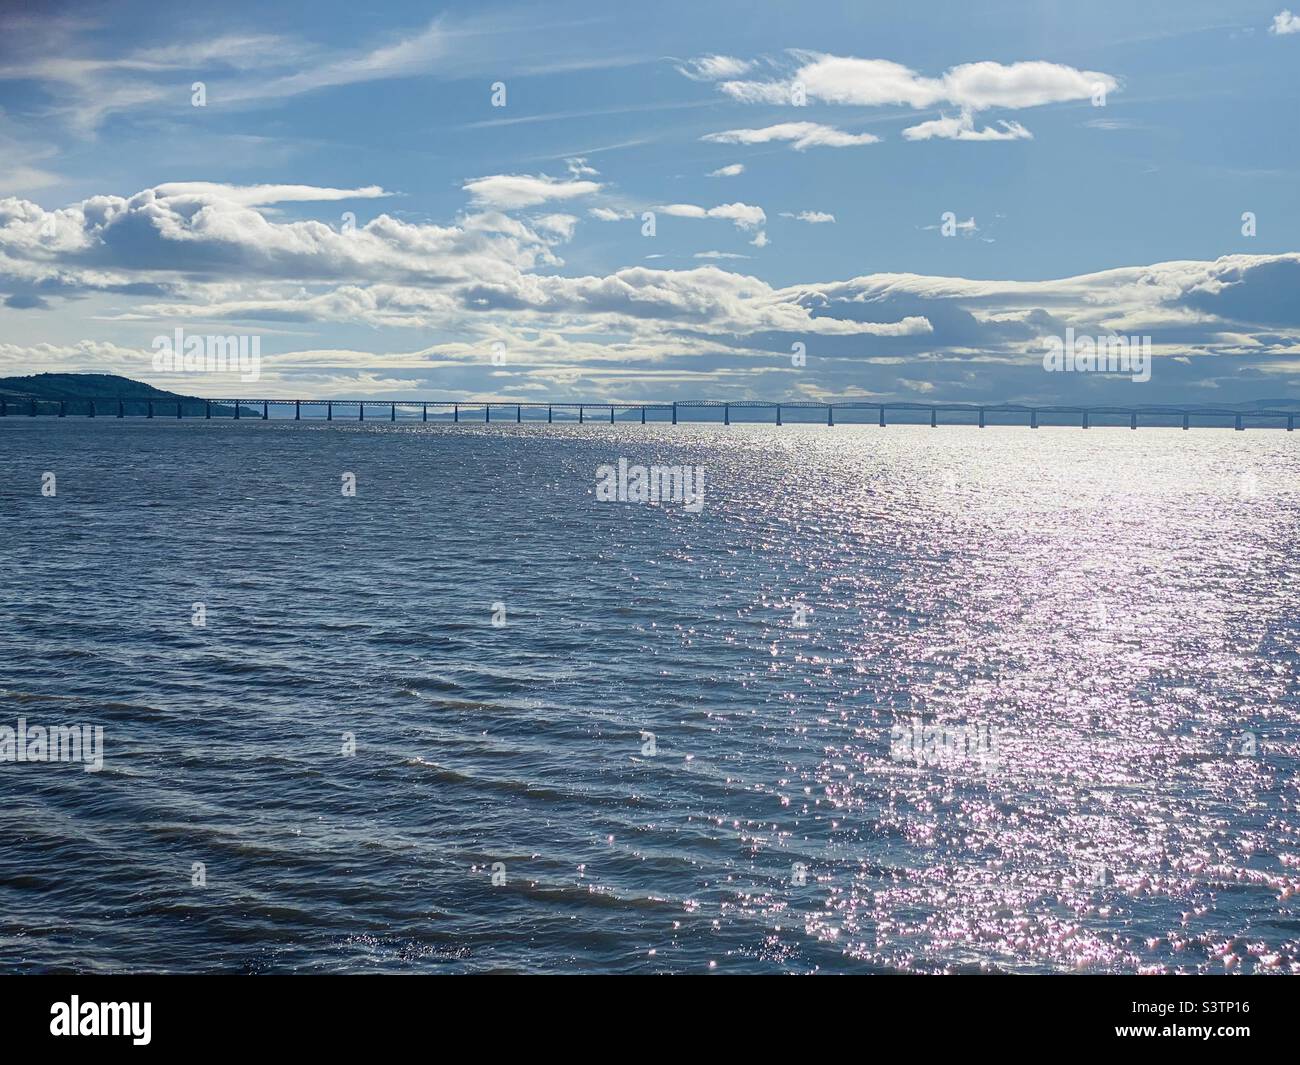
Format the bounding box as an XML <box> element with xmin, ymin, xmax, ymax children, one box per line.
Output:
<box><xmin>0</xmin><ymin>373</ymin><xmax>196</xmax><ymax>402</ymax></box>
<box><xmin>0</xmin><ymin>373</ymin><xmax>248</xmax><ymax>416</ymax></box>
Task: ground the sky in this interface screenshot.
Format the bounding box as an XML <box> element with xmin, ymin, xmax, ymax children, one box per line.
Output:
<box><xmin>0</xmin><ymin>0</ymin><xmax>1298</xmax><ymax>405</ymax></box>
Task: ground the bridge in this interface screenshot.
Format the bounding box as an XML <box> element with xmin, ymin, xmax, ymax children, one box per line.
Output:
<box><xmin>2</xmin><ymin>396</ymin><xmax>1296</xmax><ymax>430</ymax></box>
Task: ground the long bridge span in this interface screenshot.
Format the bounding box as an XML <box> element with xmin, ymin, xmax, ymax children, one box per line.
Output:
<box><xmin>2</xmin><ymin>396</ymin><xmax>1296</xmax><ymax>430</ymax></box>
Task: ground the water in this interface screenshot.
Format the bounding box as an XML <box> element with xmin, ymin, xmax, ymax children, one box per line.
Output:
<box><xmin>1</xmin><ymin>419</ymin><xmax>1297</xmax><ymax>973</ymax></box>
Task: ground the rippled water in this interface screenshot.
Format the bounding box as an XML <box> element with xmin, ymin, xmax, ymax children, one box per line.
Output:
<box><xmin>1</xmin><ymin>419</ymin><xmax>1298</xmax><ymax>973</ymax></box>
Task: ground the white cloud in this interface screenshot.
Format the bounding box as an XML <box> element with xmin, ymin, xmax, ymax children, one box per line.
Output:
<box><xmin>565</xmin><ymin>157</ymin><xmax>600</xmax><ymax>177</ymax></box>
<box><xmin>940</xmin><ymin>61</ymin><xmax>1113</xmax><ymax>111</ymax></box>
<box><xmin>8</xmin><ymin>180</ymin><xmax>1300</xmax><ymax>404</ymax></box>
<box><xmin>902</xmin><ymin>112</ymin><xmax>1033</xmax><ymax>141</ymax></box>
<box><xmin>151</xmin><ymin>183</ymin><xmax>391</xmax><ymax>206</ymax></box>
<box><xmin>1270</xmin><ymin>10</ymin><xmax>1300</xmax><ymax>33</ymax></box>
<box><xmin>588</xmin><ymin>207</ymin><xmax>633</xmax><ymax>222</ymax></box>
<box><xmin>782</xmin><ymin>210</ymin><xmax>836</xmax><ymax>224</ymax></box>
<box><xmin>0</xmin><ymin>166</ymin><xmax>63</xmax><ymax>196</ymax></box>
<box><xmin>224</xmin><ymin>21</ymin><xmax>446</xmax><ymax>103</ymax></box>
<box><xmin>0</xmin><ymin>182</ymin><xmax>565</xmax><ymax>299</ymax></box>
<box><xmin>0</xmin><ymin>16</ymin><xmax>621</xmax><ymax>131</ymax></box>
<box><xmin>702</xmin><ymin>122</ymin><xmax>881</xmax><ymax>151</ymax></box>
<box><xmin>677</xmin><ymin>54</ymin><xmax>754</xmax><ymax>81</ymax></box>
<box><xmin>657</xmin><ymin>202</ymin><xmax>766</xmax><ymax>230</ymax></box>
<box><xmin>716</xmin><ymin>53</ymin><xmax>1118</xmax><ymax>113</ymax></box>
<box><xmin>0</xmin><ymin>182</ymin><xmax>930</xmax><ymax>343</ymax></box>
<box><xmin>462</xmin><ymin>173</ymin><xmax>602</xmax><ymax>209</ymax></box>
<box><xmin>532</xmin><ymin>214</ymin><xmax>579</xmax><ymax>240</ymax></box>
<box><xmin>694</xmin><ymin>251</ymin><xmax>750</xmax><ymax>259</ymax></box>
<box><xmin>708</xmin><ymin>163</ymin><xmax>745</xmax><ymax>177</ymax></box>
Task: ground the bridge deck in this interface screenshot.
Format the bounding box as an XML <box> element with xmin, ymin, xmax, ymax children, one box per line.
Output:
<box><xmin>1</xmin><ymin>396</ymin><xmax>1295</xmax><ymax>430</ymax></box>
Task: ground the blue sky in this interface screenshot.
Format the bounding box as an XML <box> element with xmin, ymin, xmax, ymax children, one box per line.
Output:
<box><xmin>0</xmin><ymin>0</ymin><xmax>1298</xmax><ymax>404</ymax></box>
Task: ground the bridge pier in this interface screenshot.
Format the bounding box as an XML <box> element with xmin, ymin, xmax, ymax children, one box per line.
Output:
<box><xmin>978</xmin><ymin>408</ymin><xmax>985</xmax><ymax>428</ymax></box>
<box><xmin>671</xmin><ymin>402</ymin><xmax>677</xmax><ymax>425</ymax></box>
<box><xmin>263</xmin><ymin>401</ymin><xmax>268</xmax><ymax>421</ymax></box>
<box><xmin>1235</xmin><ymin>414</ymin><xmax>1244</xmax><ymax>431</ymax></box>
<box><xmin>517</xmin><ymin>405</ymin><xmax>522</xmax><ymax>423</ymax></box>
<box><xmin>327</xmin><ymin>401</ymin><xmax>332</xmax><ymax>421</ymax></box>
<box><xmin>1082</xmin><ymin>410</ymin><xmax>1089</xmax><ymax>429</ymax></box>
<box><xmin>206</xmin><ymin>401</ymin><xmax>211</xmax><ymax>419</ymax></box>
<box><xmin>391</xmin><ymin>402</ymin><xmax>396</xmax><ymax>422</ymax></box>
<box><xmin>296</xmin><ymin>400</ymin><xmax>300</xmax><ymax>421</ymax></box>
<box><xmin>609</xmin><ymin>405</ymin><xmax>614</xmax><ymax>424</ymax></box>
<box><xmin>827</xmin><ymin>405</ymin><xmax>834</xmax><ymax>427</ymax></box>
<box><xmin>930</xmin><ymin>407</ymin><xmax>937</xmax><ymax>428</ymax></box>
<box><xmin>724</xmin><ymin>403</ymin><xmax>730</xmax><ymax>426</ymax></box>
<box><xmin>1182</xmin><ymin>413</ymin><xmax>1189</xmax><ymax>430</ymax></box>
<box><xmin>485</xmin><ymin>404</ymin><xmax>490</xmax><ymax>423</ymax></box>
<box><xmin>547</xmin><ymin>406</ymin><xmax>552</xmax><ymax>424</ymax></box>
<box><xmin>1130</xmin><ymin>412</ymin><xmax>1137</xmax><ymax>430</ymax></box>
<box><xmin>776</xmin><ymin>405</ymin><xmax>782</xmax><ymax>426</ymax></box>
<box><xmin>359</xmin><ymin>402</ymin><xmax>365</xmax><ymax>422</ymax></box>
<box><xmin>1031</xmin><ymin>410</ymin><xmax>1038</xmax><ymax>429</ymax></box>
<box><xmin>454</xmin><ymin>404</ymin><xmax>458</xmax><ymax>423</ymax></box>
<box><xmin>879</xmin><ymin>405</ymin><xmax>886</xmax><ymax>428</ymax></box>
<box><xmin>641</xmin><ymin>406</ymin><xmax>646</xmax><ymax>424</ymax></box>
<box><xmin>422</xmin><ymin>403</ymin><xmax>427</xmax><ymax>422</ymax></box>
<box><xmin>579</xmin><ymin>405</ymin><xmax>584</xmax><ymax>424</ymax></box>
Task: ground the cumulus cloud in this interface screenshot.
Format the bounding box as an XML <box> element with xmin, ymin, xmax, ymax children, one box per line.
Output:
<box><xmin>782</xmin><ymin>210</ymin><xmax>836</xmax><ymax>224</ymax></box>
<box><xmin>715</xmin><ymin>52</ymin><xmax>1118</xmax><ymax>113</ymax></box>
<box><xmin>1270</xmin><ymin>10</ymin><xmax>1300</xmax><ymax>33</ymax></box>
<box><xmin>462</xmin><ymin>173</ymin><xmax>602</xmax><ymax>209</ymax></box>
<box><xmin>657</xmin><ymin>202</ymin><xmax>766</xmax><ymax>230</ymax></box>
<box><xmin>0</xmin><ymin>182</ymin><xmax>927</xmax><ymax>346</ymax></box>
<box><xmin>0</xmin><ymin>182</ymin><xmax>564</xmax><ymax>298</ymax></box>
<box><xmin>588</xmin><ymin>206</ymin><xmax>634</xmax><ymax>222</ymax></box>
<box><xmin>902</xmin><ymin>112</ymin><xmax>1033</xmax><ymax>141</ymax></box>
<box><xmin>531</xmin><ymin>214</ymin><xmax>579</xmax><ymax>240</ymax></box>
<box><xmin>5</xmin><ymin>180</ymin><xmax>1299</xmax><ymax>406</ymax></box>
<box><xmin>702</xmin><ymin>122</ymin><xmax>881</xmax><ymax>150</ymax></box>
